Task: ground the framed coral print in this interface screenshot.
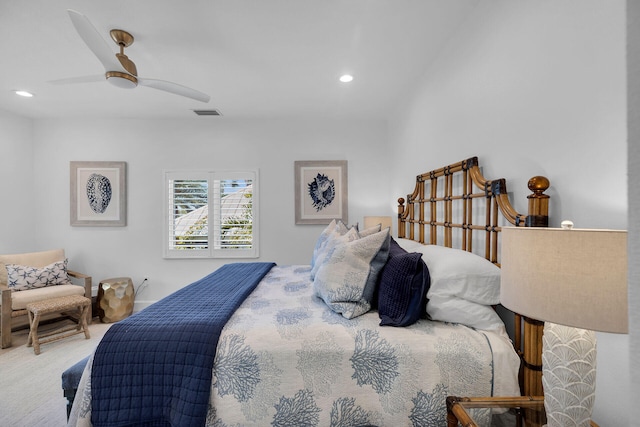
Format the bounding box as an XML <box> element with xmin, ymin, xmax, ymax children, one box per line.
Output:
<box><xmin>70</xmin><ymin>161</ymin><xmax>126</xmax><ymax>226</ymax></box>
<box><xmin>294</xmin><ymin>160</ymin><xmax>348</xmax><ymax>225</ymax></box>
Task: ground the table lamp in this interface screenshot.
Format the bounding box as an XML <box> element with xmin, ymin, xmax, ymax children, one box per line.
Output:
<box><xmin>500</xmin><ymin>224</ymin><xmax>628</xmax><ymax>427</ymax></box>
<box><xmin>363</xmin><ymin>216</ymin><xmax>392</xmax><ymax>231</ymax></box>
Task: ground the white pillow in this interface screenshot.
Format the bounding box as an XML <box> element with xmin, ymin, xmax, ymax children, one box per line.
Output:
<box><xmin>395</xmin><ymin>238</ymin><xmax>425</xmax><ymax>252</ymax></box>
<box><xmin>358</xmin><ymin>223</ymin><xmax>382</xmax><ymax>237</ymax></box>
<box><xmin>313</xmin><ymin>227</ymin><xmax>390</xmax><ymax>319</ymax></box>
<box><xmin>413</xmin><ymin>245</ymin><xmax>500</xmax><ymax>305</ymax></box>
<box><xmin>426</xmin><ymin>295</ymin><xmax>506</xmax><ymax>331</ymax></box>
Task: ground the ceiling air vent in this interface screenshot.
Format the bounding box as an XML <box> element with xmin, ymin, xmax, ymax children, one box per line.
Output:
<box><xmin>193</xmin><ymin>109</ymin><xmax>222</xmax><ymax>116</ymax></box>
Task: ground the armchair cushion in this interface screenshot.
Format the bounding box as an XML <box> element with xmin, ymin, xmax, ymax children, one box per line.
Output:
<box><xmin>6</xmin><ymin>259</ymin><xmax>72</xmax><ymax>291</ymax></box>
<box><xmin>0</xmin><ymin>249</ymin><xmax>66</xmax><ymax>286</ymax></box>
<box><xmin>10</xmin><ymin>285</ymin><xmax>85</xmax><ymax>310</ymax></box>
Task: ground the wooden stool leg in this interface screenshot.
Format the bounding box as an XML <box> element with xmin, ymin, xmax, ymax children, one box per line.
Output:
<box><xmin>75</xmin><ymin>306</ymin><xmax>83</xmax><ymax>331</ymax></box>
<box><xmin>27</xmin><ymin>310</ymin><xmax>34</xmax><ymax>347</ymax></box>
<box><xmin>80</xmin><ymin>305</ymin><xmax>90</xmax><ymax>339</ymax></box>
<box><xmin>29</xmin><ymin>312</ymin><xmax>42</xmax><ymax>355</ymax></box>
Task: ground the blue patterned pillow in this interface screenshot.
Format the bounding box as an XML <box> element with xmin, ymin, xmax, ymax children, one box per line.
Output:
<box><xmin>378</xmin><ymin>240</ymin><xmax>430</xmax><ymax>327</ymax></box>
<box><xmin>310</xmin><ymin>219</ymin><xmax>339</xmax><ymax>269</ymax></box>
<box><xmin>6</xmin><ymin>259</ymin><xmax>72</xmax><ymax>291</ymax></box>
<box><xmin>313</xmin><ymin>228</ymin><xmax>390</xmax><ymax>319</ymax></box>
<box><xmin>310</xmin><ymin>221</ymin><xmax>381</xmax><ymax>280</ymax></box>
<box><xmin>310</xmin><ymin>225</ymin><xmax>359</xmax><ymax>279</ymax></box>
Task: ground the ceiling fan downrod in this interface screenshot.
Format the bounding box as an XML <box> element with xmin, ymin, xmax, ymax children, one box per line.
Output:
<box><xmin>106</xmin><ymin>29</ymin><xmax>138</xmax><ymax>87</ymax></box>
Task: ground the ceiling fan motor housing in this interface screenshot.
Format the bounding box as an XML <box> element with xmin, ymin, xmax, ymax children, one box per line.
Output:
<box><xmin>106</xmin><ymin>71</ymin><xmax>137</xmax><ymax>88</ymax></box>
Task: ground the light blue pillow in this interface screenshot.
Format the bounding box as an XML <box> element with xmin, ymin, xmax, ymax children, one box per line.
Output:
<box><xmin>310</xmin><ymin>222</ymin><xmax>355</xmax><ymax>279</ymax></box>
<box><xmin>310</xmin><ymin>221</ymin><xmax>383</xmax><ymax>280</ymax></box>
<box><xmin>310</xmin><ymin>219</ymin><xmax>338</xmax><ymax>270</ymax></box>
<box><xmin>313</xmin><ymin>227</ymin><xmax>390</xmax><ymax>319</ymax></box>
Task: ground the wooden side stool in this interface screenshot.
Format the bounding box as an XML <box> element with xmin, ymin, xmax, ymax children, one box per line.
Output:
<box><xmin>26</xmin><ymin>294</ymin><xmax>91</xmax><ymax>355</ymax></box>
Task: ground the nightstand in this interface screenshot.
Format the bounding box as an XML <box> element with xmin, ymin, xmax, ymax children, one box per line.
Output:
<box><xmin>446</xmin><ymin>396</ymin><xmax>600</xmax><ymax>427</ymax></box>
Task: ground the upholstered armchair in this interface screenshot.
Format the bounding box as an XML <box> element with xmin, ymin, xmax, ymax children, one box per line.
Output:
<box><xmin>0</xmin><ymin>249</ymin><xmax>92</xmax><ymax>349</ymax></box>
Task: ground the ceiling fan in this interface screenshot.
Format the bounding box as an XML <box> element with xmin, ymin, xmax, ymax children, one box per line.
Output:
<box><xmin>54</xmin><ymin>9</ymin><xmax>210</xmax><ymax>103</ymax></box>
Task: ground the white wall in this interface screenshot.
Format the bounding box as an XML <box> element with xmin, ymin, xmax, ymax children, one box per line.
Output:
<box><xmin>628</xmin><ymin>0</ymin><xmax>640</xmax><ymax>423</ymax></box>
<box><xmin>0</xmin><ymin>109</ymin><xmax>36</xmax><ymax>253</ymax></box>
<box><xmin>1</xmin><ymin>1</ymin><xmax>633</xmax><ymax>424</ymax></box>
<box><xmin>29</xmin><ymin>118</ymin><xmax>389</xmax><ymax>305</ymax></box>
<box><xmin>389</xmin><ymin>1</ymin><xmax>628</xmax><ymax>425</ymax></box>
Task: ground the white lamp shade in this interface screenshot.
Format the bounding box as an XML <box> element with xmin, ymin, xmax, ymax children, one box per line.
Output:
<box><xmin>363</xmin><ymin>216</ymin><xmax>392</xmax><ymax>231</ymax></box>
<box><xmin>500</xmin><ymin>227</ymin><xmax>628</xmax><ymax>334</ymax></box>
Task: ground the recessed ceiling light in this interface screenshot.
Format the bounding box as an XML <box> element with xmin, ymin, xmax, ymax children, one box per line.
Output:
<box><xmin>14</xmin><ymin>90</ymin><xmax>34</xmax><ymax>97</ymax></box>
<box><xmin>339</xmin><ymin>74</ymin><xmax>354</xmax><ymax>83</ymax></box>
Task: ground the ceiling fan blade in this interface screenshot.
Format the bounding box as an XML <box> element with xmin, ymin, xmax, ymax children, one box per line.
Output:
<box><xmin>48</xmin><ymin>75</ymin><xmax>105</xmax><ymax>85</ymax></box>
<box><xmin>137</xmin><ymin>78</ymin><xmax>210</xmax><ymax>103</ymax></box>
<box><xmin>67</xmin><ymin>9</ymin><xmax>125</xmax><ymax>73</ymax></box>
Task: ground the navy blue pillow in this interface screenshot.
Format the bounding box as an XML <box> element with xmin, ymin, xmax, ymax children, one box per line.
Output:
<box><xmin>378</xmin><ymin>240</ymin><xmax>430</xmax><ymax>327</ymax></box>
<box><xmin>371</xmin><ymin>237</ymin><xmax>405</xmax><ymax>308</ymax></box>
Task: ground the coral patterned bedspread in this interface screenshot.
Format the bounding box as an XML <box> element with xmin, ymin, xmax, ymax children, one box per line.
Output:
<box><xmin>70</xmin><ymin>265</ymin><xmax>520</xmax><ymax>427</ymax></box>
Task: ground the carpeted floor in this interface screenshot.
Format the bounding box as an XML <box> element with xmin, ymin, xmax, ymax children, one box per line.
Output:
<box><xmin>0</xmin><ymin>318</ymin><xmax>112</xmax><ymax>426</ymax></box>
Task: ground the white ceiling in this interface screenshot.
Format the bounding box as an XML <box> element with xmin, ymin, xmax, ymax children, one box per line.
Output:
<box><xmin>0</xmin><ymin>0</ymin><xmax>478</xmax><ymax>120</ymax></box>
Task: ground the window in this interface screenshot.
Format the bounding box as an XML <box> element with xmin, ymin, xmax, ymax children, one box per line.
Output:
<box><xmin>163</xmin><ymin>170</ymin><xmax>258</xmax><ymax>258</ymax></box>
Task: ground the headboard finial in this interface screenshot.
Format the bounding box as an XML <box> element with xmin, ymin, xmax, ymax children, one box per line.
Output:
<box><xmin>528</xmin><ymin>176</ymin><xmax>550</xmax><ymax>194</ymax></box>
<box><xmin>526</xmin><ymin>176</ymin><xmax>550</xmax><ymax>227</ymax></box>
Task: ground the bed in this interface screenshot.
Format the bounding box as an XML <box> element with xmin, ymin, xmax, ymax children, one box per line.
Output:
<box><xmin>68</xmin><ymin>156</ymin><xmax>549</xmax><ymax>427</ymax></box>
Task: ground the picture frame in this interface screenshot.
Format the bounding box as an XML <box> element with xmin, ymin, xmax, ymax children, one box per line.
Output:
<box><xmin>70</xmin><ymin>161</ymin><xmax>126</xmax><ymax>226</ymax></box>
<box><xmin>294</xmin><ymin>160</ymin><xmax>348</xmax><ymax>225</ymax></box>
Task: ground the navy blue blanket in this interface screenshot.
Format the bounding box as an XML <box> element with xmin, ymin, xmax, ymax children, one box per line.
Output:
<box><xmin>91</xmin><ymin>262</ymin><xmax>276</xmax><ymax>427</ymax></box>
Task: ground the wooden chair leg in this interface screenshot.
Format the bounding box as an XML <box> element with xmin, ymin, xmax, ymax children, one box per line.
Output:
<box><xmin>1</xmin><ymin>319</ymin><xmax>11</xmax><ymax>349</ymax></box>
<box><xmin>1</xmin><ymin>290</ymin><xmax>12</xmax><ymax>349</ymax></box>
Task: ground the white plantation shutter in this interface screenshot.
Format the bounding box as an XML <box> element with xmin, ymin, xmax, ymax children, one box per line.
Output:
<box><xmin>164</xmin><ymin>170</ymin><xmax>259</xmax><ymax>258</ymax></box>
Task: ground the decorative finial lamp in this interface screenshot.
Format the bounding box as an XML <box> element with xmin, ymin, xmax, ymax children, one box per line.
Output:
<box><xmin>500</xmin><ymin>223</ymin><xmax>628</xmax><ymax>427</ymax></box>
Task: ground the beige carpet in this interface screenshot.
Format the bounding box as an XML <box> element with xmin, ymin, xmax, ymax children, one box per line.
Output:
<box><xmin>0</xmin><ymin>318</ymin><xmax>112</xmax><ymax>427</ymax></box>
